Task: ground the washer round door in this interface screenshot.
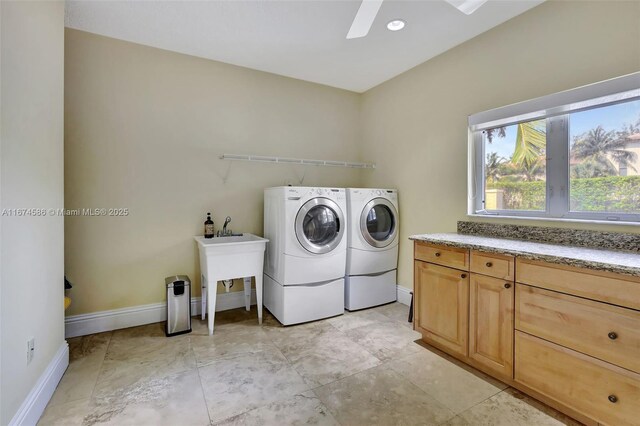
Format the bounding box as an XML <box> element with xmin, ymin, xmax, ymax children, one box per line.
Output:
<box><xmin>295</xmin><ymin>197</ymin><xmax>345</xmax><ymax>254</ymax></box>
<box><xmin>360</xmin><ymin>198</ymin><xmax>398</xmax><ymax>248</ymax></box>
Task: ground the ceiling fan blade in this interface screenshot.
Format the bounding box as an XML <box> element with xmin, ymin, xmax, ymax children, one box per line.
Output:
<box><xmin>445</xmin><ymin>0</ymin><xmax>488</xmax><ymax>15</ymax></box>
<box><xmin>346</xmin><ymin>0</ymin><xmax>384</xmax><ymax>40</ymax></box>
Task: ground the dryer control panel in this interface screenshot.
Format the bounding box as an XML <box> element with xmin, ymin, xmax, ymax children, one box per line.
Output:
<box><xmin>350</xmin><ymin>188</ymin><xmax>397</xmax><ymax>201</ymax></box>
<box><xmin>286</xmin><ymin>186</ymin><xmax>345</xmax><ymax>201</ymax></box>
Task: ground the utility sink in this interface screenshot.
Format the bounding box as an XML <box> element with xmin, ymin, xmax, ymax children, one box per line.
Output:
<box><xmin>194</xmin><ymin>233</ymin><xmax>268</xmax><ymax>335</ymax></box>
<box><xmin>195</xmin><ymin>233</ymin><xmax>265</xmax><ymax>246</ymax></box>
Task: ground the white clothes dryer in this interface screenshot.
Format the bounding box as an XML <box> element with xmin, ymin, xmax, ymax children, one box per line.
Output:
<box><xmin>345</xmin><ymin>188</ymin><xmax>399</xmax><ymax>310</ymax></box>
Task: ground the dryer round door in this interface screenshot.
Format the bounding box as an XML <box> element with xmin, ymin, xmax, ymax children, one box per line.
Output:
<box><xmin>360</xmin><ymin>198</ymin><xmax>398</xmax><ymax>248</ymax></box>
<box><xmin>295</xmin><ymin>197</ymin><xmax>345</xmax><ymax>254</ymax></box>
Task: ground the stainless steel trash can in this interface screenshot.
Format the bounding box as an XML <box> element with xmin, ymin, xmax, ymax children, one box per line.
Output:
<box><xmin>166</xmin><ymin>275</ymin><xmax>192</xmax><ymax>336</ymax></box>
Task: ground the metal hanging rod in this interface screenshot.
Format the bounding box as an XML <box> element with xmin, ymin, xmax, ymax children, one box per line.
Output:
<box><xmin>220</xmin><ymin>154</ymin><xmax>375</xmax><ymax>169</ymax></box>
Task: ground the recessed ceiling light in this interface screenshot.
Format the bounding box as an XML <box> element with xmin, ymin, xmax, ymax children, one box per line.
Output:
<box><xmin>386</xmin><ymin>19</ymin><xmax>406</xmax><ymax>32</ymax></box>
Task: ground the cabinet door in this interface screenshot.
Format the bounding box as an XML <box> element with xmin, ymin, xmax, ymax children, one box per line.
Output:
<box><xmin>415</xmin><ymin>261</ymin><xmax>469</xmax><ymax>357</ymax></box>
<box><xmin>469</xmin><ymin>273</ymin><xmax>514</xmax><ymax>379</ymax></box>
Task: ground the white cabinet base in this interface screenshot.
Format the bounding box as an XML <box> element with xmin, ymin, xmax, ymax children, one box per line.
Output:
<box><xmin>345</xmin><ymin>269</ymin><xmax>397</xmax><ymax>311</ymax></box>
<box><xmin>264</xmin><ymin>274</ymin><xmax>344</xmax><ymax>325</ymax></box>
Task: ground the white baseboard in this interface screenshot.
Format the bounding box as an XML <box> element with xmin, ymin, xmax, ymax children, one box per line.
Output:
<box><xmin>215</xmin><ymin>288</ymin><xmax>257</xmax><ymax>312</ymax></box>
<box><xmin>396</xmin><ymin>285</ymin><xmax>412</xmax><ymax>306</ymax></box>
<box><xmin>65</xmin><ymin>290</ymin><xmax>257</xmax><ymax>338</ymax></box>
<box><xmin>66</xmin><ymin>285</ymin><xmax>409</xmax><ymax>338</ymax></box>
<box><xmin>9</xmin><ymin>342</ymin><xmax>69</xmax><ymax>426</ymax></box>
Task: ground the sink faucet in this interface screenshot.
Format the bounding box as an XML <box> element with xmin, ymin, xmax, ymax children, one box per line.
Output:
<box><xmin>221</xmin><ymin>216</ymin><xmax>232</xmax><ymax>236</ymax></box>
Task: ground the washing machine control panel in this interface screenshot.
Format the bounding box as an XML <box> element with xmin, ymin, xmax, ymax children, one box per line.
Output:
<box><xmin>329</xmin><ymin>188</ymin><xmax>346</xmax><ymax>200</ymax></box>
<box><xmin>287</xmin><ymin>187</ymin><xmax>345</xmax><ymax>200</ymax></box>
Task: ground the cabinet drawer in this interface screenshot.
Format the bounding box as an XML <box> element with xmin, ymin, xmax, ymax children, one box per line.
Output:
<box><xmin>516</xmin><ymin>285</ymin><xmax>640</xmax><ymax>373</ymax></box>
<box><xmin>515</xmin><ymin>332</ymin><xmax>640</xmax><ymax>426</ymax></box>
<box><xmin>470</xmin><ymin>251</ymin><xmax>514</xmax><ymax>280</ymax></box>
<box><xmin>516</xmin><ymin>259</ymin><xmax>640</xmax><ymax>311</ymax></box>
<box><xmin>414</xmin><ymin>242</ymin><xmax>469</xmax><ymax>270</ymax></box>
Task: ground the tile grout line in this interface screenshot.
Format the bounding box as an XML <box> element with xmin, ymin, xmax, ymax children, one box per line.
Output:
<box><xmin>312</xmin><ymin>361</ymin><xmax>456</xmax><ymax>426</ymax></box>
<box><xmin>320</xmin><ymin>362</ymin><xmax>378</xmax><ymax>387</ymax></box>
<box><xmin>268</xmin><ymin>332</ymin><xmax>332</xmax><ymax>394</ymax></box>
<box><xmin>467</xmin><ymin>386</ymin><xmax>509</xmax><ymax>409</ymax></box>
<box><xmin>88</xmin><ymin>331</ymin><xmax>114</xmax><ymax>401</ymax></box>
<box><xmin>287</xmin><ymin>323</ymin><xmax>381</xmax><ymax>389</ymax></box>
<box><xmin>259</xmin><ymin>316</ymin><xmax>387</xmax><ymax>400</ymax></box>
<box><xmin>194</xmin><ymin>322</ymin><xmax>311</xmax><ymax>425</ymax></box>
<box><xmin>263</xmin><ymin>308</ymin><xmax>419</xmax><ymax>393</ymax></box>
<box><xmin>390</xmin><ymin>353</ymin><xmax>508</xmax><ymax>420</ymax></box>
<box><xmin>42</xmin><ymin>332</ymin><xmax>114</xmax><ymax>422</ymax></box>
<box><xmin>70</xmin><ymin>331</ymin><xmax>114</xmax><ymax>414</ymax></box>
<box><xmin>327</xmin><ymin>313</ymin><xmax>419</xmax><ymax>365</ymax></box>
<box><xmin>195</xmin><ymin>358</ymin><xmax>214</xmax><ymax>425</ymax></box>
<box><xmin>436</xmin><ymin>388</ymin><xmax>510</xmax><ymax>425</ymax></box>
<box><xmin>186</xmin><ymin>328</ymin><xmax>211</xmax><ymax>423</ymax></box>
<box><xmin>306</xmin><ymin>387</ymin><xmax>346</xmax><ymax>426</ymax></box>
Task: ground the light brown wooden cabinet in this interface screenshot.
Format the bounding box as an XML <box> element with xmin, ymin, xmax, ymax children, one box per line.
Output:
<box><xmin>414</xmin><ymin>260</ymin><xmax>469</xmax><ymax>357</ymax></box>
<box><xmin>413</xmin><ymin>245</ymin><xmax>512</xmax><ymax>365</ymax></box>
<box><xmin>469</xmin><ymin>273</ymin><xmax>514</xmax><ymax>380</ymax></box>
<box><xmin>413</xmin><ymin>240</ymin><xmax>640</xmax><ymax>426</ymax></box>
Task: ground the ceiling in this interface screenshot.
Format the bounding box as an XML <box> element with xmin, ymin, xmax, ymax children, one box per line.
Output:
<box><xmin>65</xmin><ymin>0</ymin><xmax>544</xmax><ymax>93</ymax></box>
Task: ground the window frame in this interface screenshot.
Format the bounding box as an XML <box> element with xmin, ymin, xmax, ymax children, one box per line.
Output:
<box><xmin>468</xmin><ymin>72</ymin><xmax>640</xmax><ymax>224</ymax></box>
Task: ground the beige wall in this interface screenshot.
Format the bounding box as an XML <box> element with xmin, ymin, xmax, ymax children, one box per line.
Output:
<box><xmin>1</xmin><ymin>2</ymin><xmax>65</xmax><ymax>423</ymax></box>
<box><xmin>64</xmin><ymin>29</ymin><xmax>363</xmax><ymax>315</ymax></box>
<box><xmin>65</xmin><ymin>1</ymin><xmax>640</xmax><ymax>317</ymax></box>
<box><xmin>360</xmin><ymin>0</ymin><xmax>640</xmax><ymax>290</ymax></box>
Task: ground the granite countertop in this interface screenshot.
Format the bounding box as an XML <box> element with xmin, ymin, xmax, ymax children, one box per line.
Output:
<box><xmin>410</xmin><ymin>233</ymin><xmax>640</xmax><ymax>278</ymax></box>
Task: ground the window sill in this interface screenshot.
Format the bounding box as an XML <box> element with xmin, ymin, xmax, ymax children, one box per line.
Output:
<box><xmin>466</xmin><ymin>213</ymin><xmax>640</xmax><ymax>227</ymax></box>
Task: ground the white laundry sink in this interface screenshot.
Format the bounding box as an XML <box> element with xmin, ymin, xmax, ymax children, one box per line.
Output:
<box><xmin>195</xmin><ymin>233</ymin><xmax>266</xmax><ymax>248</ymax></box>
<box><xmin>195</xmin><ymin>234</ymin><xmax>268</xmax><ymax>335</ymax></box>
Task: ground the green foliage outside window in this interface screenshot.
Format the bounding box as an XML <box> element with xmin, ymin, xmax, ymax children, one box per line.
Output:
<box><xmin>487</xmin><ymin>176</ymin><xmax>640</xmax><ymax>212</ymax></box>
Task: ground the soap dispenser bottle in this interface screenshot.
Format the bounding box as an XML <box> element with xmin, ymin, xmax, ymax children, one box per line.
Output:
<box><xmin>204</xmin><ymin>213</ymin><xmax>214</xmax><ymax>238</ymax></box>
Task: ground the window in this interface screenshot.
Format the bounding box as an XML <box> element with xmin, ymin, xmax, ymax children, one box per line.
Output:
<box><xmin>469</xmin><ymin>72</ymin><xmax>640</xmax><ymax>222</ymax></box>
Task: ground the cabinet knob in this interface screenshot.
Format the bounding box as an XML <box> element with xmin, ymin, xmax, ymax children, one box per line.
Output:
<box><xmin>435</xmin><ymin>252</ymin><xmax>441</xmax><ymax>257</ymax></box>
<box><xmin>461</xmin><ymin>274</ymin><xmax>467</xmax><ymax>279</ymax></box>
<box><xmin>608</xmin><ymin>395</ymin><xmax>618</xmax><ymax>403</ymax></box>
<box><xmin>608</xmin><ymin>332</ymin><xmax>618</xmax><ymax>340</ymax></box>
<box><xmin>486</xmin><ymin>262</ymin><xmax>493</xmax><ymax>267</ymax></box>
<box><xmin>504</xmin><ymin>283</ymin><xmax>511</xmax><ymax>289</ymax></box>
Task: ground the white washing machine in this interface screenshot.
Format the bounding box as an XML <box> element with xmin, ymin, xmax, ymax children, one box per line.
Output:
<box><xmin>263</xmin><ymin>186</ymin><xmax>347</xmax><ymax>325</ymax></box>
<box><xmin>345</xmin><ymin>188</ymin><xmax>399</xmax><ymax>311</ymax></box>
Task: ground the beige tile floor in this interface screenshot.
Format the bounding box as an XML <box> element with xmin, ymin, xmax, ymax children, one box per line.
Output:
<box><xmin>40</xmin><ymin>303</ymin><xmax>582</xmax><ymax>426</ymax></box>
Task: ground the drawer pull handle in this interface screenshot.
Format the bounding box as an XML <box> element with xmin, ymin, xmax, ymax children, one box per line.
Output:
<box><xmin>435</xmin><ymin>252</ymin><xmax>441</xmax><ymax>257</ymax></box>
<box><xmin>486</xmin><ymin>262</ymin><xmax>493</xmax><ymax>267</ymax></box>
<box><xmin>608</xmin><ymin>395</ymin><xmax>618</xmax><ymax>403</ymax></box>
<box><xmin>608</xmin><ymin>332</ymin><xmax>618</xmax><ymax>340</ymax></box>
<box><xmin>504</xmin><ymin>283</ymin><xmax>511</xmax><ymax>289</ymax></box>
<box><xmin>461</xmin><ymin>274</ymin><xmax>467</xmax><ymax>279</ymax></box>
